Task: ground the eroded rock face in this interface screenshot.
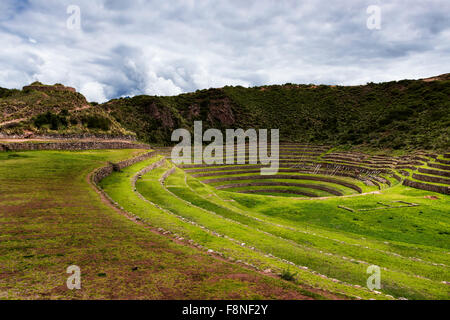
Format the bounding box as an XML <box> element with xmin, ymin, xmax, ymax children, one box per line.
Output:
<box><xmin>207</xmin><ymin>97</ymin><xmax>236</xmax><ymax>126</ymax></box>
<box><xmin>147</xmin><ymin>102</ymin><xmax>175</xmax><ymax>128</ymax></box>
<box><xmin>185</xmin><ymin>104</ymin><xmax>200</xmax><ymax>121</ymax></box>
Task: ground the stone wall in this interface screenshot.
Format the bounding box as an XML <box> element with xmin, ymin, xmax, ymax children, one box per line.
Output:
<box><xmin>0</xmin><ymin>133</ymin><xmax>137</xmax><ymax>141</ymax></box>
<box><xmin>403</xmin><ymin>179</ymin><xmax>450</xmax><ymax>195</ymax></box>
<box><xmin>437</xmin><ymin>158</ymin><xmax>450</xmax><ymax>165</ymax></box>
<box><xmin>418</xmin><ymin>167</ymin><xmax>450</xmax><ymax>178</ymax></box>
<box><xmin>202</xmin><ymin>174</ymin><xmax>363</xmax><ymax>193</ymax></box>
<box><xmin>132</xmin><ymin>158</ymin><xmax>167</xmax><ymax>185</ymax></box>
<box><xmin>412</xmin><ymin>173</ymin><xmax>450</xmax><ymax>185</ymax></box>
<box><xmin>0</xmin><ymin>141</ymin><xmax>149</xmax><ymax>152</ymax></box>
<box><xmin>92</xmin><ymin>151</ymin><xmax>157</xmax><ymax>185</ymax></box>
<box><xmin>215</xmin><ymin>182</ymin><xmax>343</xmax><ymax>196</ymax></box>
<box><xmin>428</xmin><ymin>162</ymin><xmax>450</xmax><ymax>171</ymax></box>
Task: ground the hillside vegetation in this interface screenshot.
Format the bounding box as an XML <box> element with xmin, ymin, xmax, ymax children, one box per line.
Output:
<box><xmin>101</xmin><ymin>77</ymin><xmax>449</xmax><ymax>151</ymax></box>
<box><xmin>0</xmin><ymin>82</ymin><xmax>133</xmax><ymax>137</ymax></box>
<box><xmin>1</xmin><ymin>77</ymin><xmax>449</xmax><ymax>151</ymax></box>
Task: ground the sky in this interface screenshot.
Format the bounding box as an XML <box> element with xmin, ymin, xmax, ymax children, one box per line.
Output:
<box><xmin>0</xmin><ymin>0</ymin><xmax>449</xmax><ymax>102</ymax></box>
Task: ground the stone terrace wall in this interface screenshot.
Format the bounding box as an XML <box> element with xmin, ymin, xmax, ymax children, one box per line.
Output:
<box><xmin>412</xmin><ymin>173</ymin><xmax>450</xmax><ymax>185</ymax></box>
<box><xmin>0</xmin><ymin>134</ymin><xmax>137</xmax><ymax>141</ymax></box>
<box><xmin>403</xmin><ymin>179</ymin><xmax>450</xmax><ymax>195</ymax></box>
<box><xmin>0</xmin><ymin>141</ymin><xmax>150</xmax><ymax>152</ymax></box>
<box><xmin>92</xmin><ymin>151</ymin><xmax>157</xmax><ymax>185</ymax></box>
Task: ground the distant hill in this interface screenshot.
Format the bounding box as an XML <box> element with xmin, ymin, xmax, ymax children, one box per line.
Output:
<box><xmin>0</xmin><ymin>82</ymin><xmax>134</xmax><ymax>138</ymax></box>
<box><xmin>421</xmin><ymin>73</ymin><xmax>450</xmax><ymax>82</ymax></box>
<box><xmin>101</xmin><ymin>75</ymin><xmax>450</xmax><ymax>151</ymax></box>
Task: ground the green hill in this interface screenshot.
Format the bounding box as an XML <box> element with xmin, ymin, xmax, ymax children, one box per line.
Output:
<box><xmin>0</xmin><ymin>82</ymin><xmax>134</xmax><ymax>138</ymax></box>
<box><xmin>1</xmin><ymin>76</ymin><xmax>449</xmax><ymax>151</ymax></box>
<box><xmin>101</xmin><ymin>76</ymin><xmax>450</xmax><ymax>151</ymax></box>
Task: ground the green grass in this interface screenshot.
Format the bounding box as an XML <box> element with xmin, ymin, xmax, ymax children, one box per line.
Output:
<box><xmin>5</xmin><ymin>147</ymin><xmax>447</xmax><ymax>300</ymax></box>
<box><xmin>102</xmin><ymin>159</ymin><xmax>400</xmax><ymax>299</ymax></box>
<box><xmin>0</xmin><ymin>150</ymin><xmax>319</xmax><ymax>300</ymax></box>
<box><xmin>165</xmin><ymin>170</ymin><xmax>449</xmax><ymax>299</ymax></box>
<box><xmin>98</xmin><ymin>156</ymin><xmax>449</xmax><ymax>299</ymax></box>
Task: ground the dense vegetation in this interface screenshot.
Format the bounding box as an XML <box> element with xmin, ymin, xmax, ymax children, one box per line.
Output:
<box><xmin>102</xmin><ymin>78</ymin><xmax>450</xmax><ymax>151</ymax></box>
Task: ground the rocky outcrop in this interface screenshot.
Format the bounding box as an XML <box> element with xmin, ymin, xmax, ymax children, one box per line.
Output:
<box><xmin>23</xmin><ymin>84</ymin><xmax>76</xmax><ymax>93</ymax></box>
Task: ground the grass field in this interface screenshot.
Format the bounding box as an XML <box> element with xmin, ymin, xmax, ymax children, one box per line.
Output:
<box><xmin>97</xmin><ymin>146</ymin><xmax>449</xmax><ymax>300</ymax></box>
<box><xmin>0</xmin><ymin>150</ymin><xmax>323</xmax><ymax>299</ymax></box>
<box><xmin>1</xmin><ymin>145</ymin><xmax>449</xmax><ymax>300</ymax></box>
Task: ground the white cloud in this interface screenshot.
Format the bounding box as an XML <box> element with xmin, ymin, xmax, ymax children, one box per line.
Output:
<box><xmin>0</xmin><ymin>0</ymin><xmax>448</xmax><ymax>99</ymax></box>
<box><xmin>80</xmin><ymin>81</ymin><xmax>107</xmax><ymax>103</ymax></box>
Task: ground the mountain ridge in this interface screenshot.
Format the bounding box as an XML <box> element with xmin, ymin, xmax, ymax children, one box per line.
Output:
<box><xmin>1</xmin><ymin>74</ymin><xmax>449</xmax><ymax>151</ymax></box>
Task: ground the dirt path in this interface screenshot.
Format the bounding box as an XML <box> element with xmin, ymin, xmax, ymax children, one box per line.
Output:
<box><xmin>0</xmin><ymin>118</ymin><xmax>27</xmax><ymax>127</ymax></box>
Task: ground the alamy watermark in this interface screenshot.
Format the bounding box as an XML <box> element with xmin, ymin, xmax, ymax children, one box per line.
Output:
<box><xmin>367</xmin><ymin>5</ymin><xmax>381</xmax><ymax>30</ymax></box>
<box><xmin>67</xmin><ymin>5</ymin><xmax>81</xmax><ymax>30</ymax></box>
<box><xmin>366</xmin><ymin>265</ymin><xmax>381</xmax><ymax>290</ymax></box>
<box><xmin>171</xmin><ymin>121</ymin><xmax>279</xmax><ymax>175</ymax></box>
<box><xmin>66</xmin><ymin>265</ymin><xmax>81</xmax><ymax>290</ymax></box>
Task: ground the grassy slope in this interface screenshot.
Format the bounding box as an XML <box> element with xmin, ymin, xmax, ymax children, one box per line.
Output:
<box><xmin>0</xmin><ymin>150</ymin><xmax>317</xmax><ymax>300</ymax></box>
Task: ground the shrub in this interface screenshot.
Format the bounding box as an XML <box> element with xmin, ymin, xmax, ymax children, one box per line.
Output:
<box><xmin>33</xmin><ymin>111</ymin><xmax>67</xmax><ymax>130</ymax></box>
<box><xmin>280</xmin><ymin>268</ymin><xmax>298</xmax><ymax>282</ymax></box>
<box><xmin>82</xmin><ymin>115</ymin><xmax>111</xmax><ymax>130</ymax></box>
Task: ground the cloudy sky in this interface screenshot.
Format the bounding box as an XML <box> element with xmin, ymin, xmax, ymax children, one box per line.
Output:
<box><xmin>0</xmin><ymin>0</ymin><xmax>449</xmax><ymax>102</ymax></box>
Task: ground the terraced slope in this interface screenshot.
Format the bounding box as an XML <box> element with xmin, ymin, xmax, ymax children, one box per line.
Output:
<box><xmin>100</xmin><ymin>147</ymin><xmax>450</xmax><ymax>300</ymax></box>
<box><xmin>170</xmin><ymin>143</ymin><xmax>396</xmax><ymax>198</ymax></box>
<box><xmin>403</xmin><ymin>153</ymin><xmax>450</xmax><ymax>195</ymax></box>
